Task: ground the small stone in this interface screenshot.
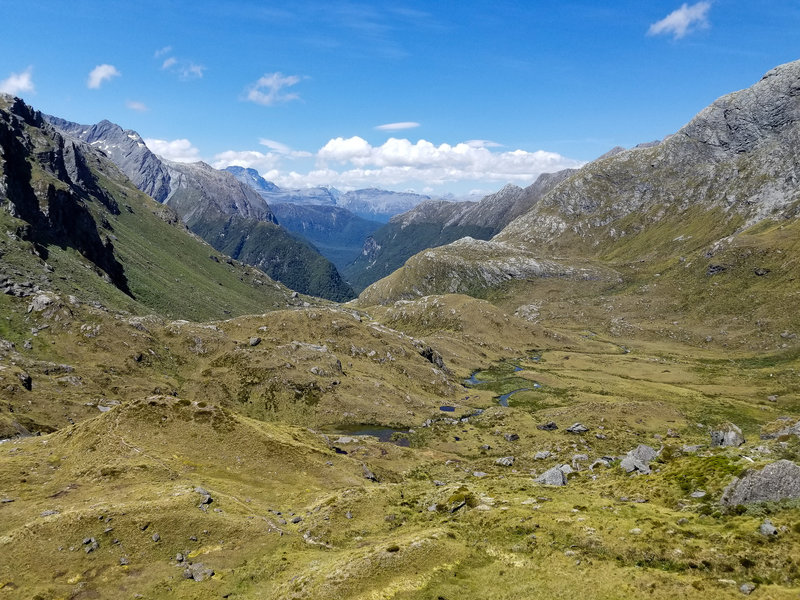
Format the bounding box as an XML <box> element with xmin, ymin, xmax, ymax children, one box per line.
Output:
<box><xmin>534</xmin><ymin>451</ymin><xmax>551</xmax><ymax>460</ymax></box>
<box><xmin>183</xmin><ymin>562</ymin><xmax>214</xmax><ymax>582</ymax></box>
<box><xmin>595</xmin><ymin>433</ymin><xmax>607</xmax><ymax>440</ymax></box>
<box><xmin>291</xmin><ymin>516</ymin><xmax>302</xmax><ymax>524</ymax></box>
<box><xmin>473</xmin><ymin>471</ymin><xmax>488</xmax><ymax>478</ymax></box>
<box><xmin>152</xmin><ymin>533</ymin><xmax>161</xmax><ymax>542</ymax></box>
<box><xmin>740</xmin><ymin>582</ymin><xmax>756</xmax><ymax>595</ymax></box>
<box><xmin>119</xmin><ymin>556</ymin><xmax>130</xmax><ymax>566</ymax></box>
<box><xmin>690</xmin><ymin>490</ymin><xmax>707</xmax><ymax>498</ymax></box>
<box><xmin>504</xmin><ymin>433</ymin><xmax>520</xmax><ymax>442</ymax></box>
<box><xmin>537</xmin><ymin>422</ymin><xmax>558</xmax><ymax>431</ymax></box>
<box><xmin>176</xmin><ymin>553</ymin><xmax>185</xmax><ymax>562</ymax></box>
<box><xmin>767</xmin><ymin>395</ymin><xmax>778</xmax><ymax>402</ymax></box>
<box><xmin>629</xmin><ymin>528</ymin><xmax>642</xmax><ymax>535</ymax></box>
<box><xmin>495</xmin><ymin>456</ymin><xmax>515</xmax><ymax>467</ymax></box>
<box><xmin>759</xmin><ymin>519</ymin><xmax>778</xmax><ymax>536</ymax></box>
<box><xmin>345</xmin><ymin>511</ymin><xmax>352</xmax><ymax>519</ymax></box>
<box><xmin>427</xmin><ymin>504</ymin><xmax>438</xmax><ymax>512</ymax></box>
<box><xmin>249</xmin><ymin>337</ymin><xmax>261</xmax><ymax>347</ymax></box>
<box><xmin>362</xmin><ymin>464</ymin><xmax>378</xmax><ymax>482</ymax></box>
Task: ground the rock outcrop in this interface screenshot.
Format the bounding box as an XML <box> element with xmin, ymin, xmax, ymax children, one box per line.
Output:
<box><xmin>720</xmin><ymin>460</ymin><xmax>800</xmax><ymax>505</ymax></box>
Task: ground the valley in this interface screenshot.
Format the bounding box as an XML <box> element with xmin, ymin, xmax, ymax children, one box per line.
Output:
<box><xmin>1</xmin><ymin>56</ymin><xmax>800</xmax><ymax>600</ymax></box>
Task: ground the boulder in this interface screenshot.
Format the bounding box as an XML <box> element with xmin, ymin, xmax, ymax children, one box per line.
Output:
<box><xmin>620</xmin><ymin>444</ymin><xmax>658</xmax><ymax>475</ymax></box>
<box><xmin>535</xmin><ymin>466</ymin><xmax>567</xmax><ymax>486</ymax></box>
<box><xmin>534</xmin><ymin>451</ymin><xmax>551</xmax><ymax>460</ymax></box>
<box><xmin>495</xmin><ymin>456</ymin><xmax>514</xmax><ymax>467</ymax></box>
<box><xmin>537</xmin><ymin>421</ymin><xmax>558</xmax><ymax>431</ymax></box>
<box><xmin>183</xmin><ymin>562</ymin><xmax>214</xmax><ymax>582</ymax></box>
<box><xmin>720</xmin><ymin>460</ymin><xmax>800</xmax><ymax>505</ymax></box>
<box><xmin>710</xmin><ymin>422</ymin><xmax>745</xmax><ymax>447</ymax></box>
<box><xmin>566</xmin><ymin>423</ymin><xmax>588</xmax><ymax>434</ymax></box>
<box><xmin>504</xmin><ymin>433</ymin><xmax>520</xmax><ymax>442</ymax></box>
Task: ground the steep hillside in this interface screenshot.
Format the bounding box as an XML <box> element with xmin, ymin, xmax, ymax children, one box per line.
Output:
<box><xmin>345</xmin><ymin>172</ymin><xmax>573</xmax><ymax>293</ymax></box>
<box><xmin>358</xmin><ymin>60</ymin><xmax>800</xmax><ymax>344</ymax></box>
<box><xmin>269</xmin><ymin>203</ymin><xmax>381</xmax><ymax>271</ymax></box>
<box><xmin>0</xmin><ymin>95</ymin><xmax>293</xmax><ymax>320</ymax></box>
<box><xmin>46</xmin><ymin>117</ymin><xmax>352</xmax><ymax>301</ymax></box>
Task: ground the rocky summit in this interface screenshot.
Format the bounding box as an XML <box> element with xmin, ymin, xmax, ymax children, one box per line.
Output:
<box><xmin>1</xmin><ymin>59</ymin><xmax>800</xmax><ymax>600</ymax></box>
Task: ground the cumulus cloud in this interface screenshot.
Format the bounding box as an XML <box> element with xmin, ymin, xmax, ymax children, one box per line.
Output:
<box><xmin>375</xmin><ymin>121</ymin><xmax>420</xmax><ymax>131</ymax></box>
<box><xmin>87</xmin><ymin>64</ymin><xmax>120</xmax><ymax>89</ymax></box>
<box><xmin>214</xmin><ymin>135</ymin><xmax>582</xmax><ymax>192</ymax></box>
<box><xmin>144</xmin><ymin>138</ymin><xmax>201</xmax><ymax>163</ymax></box>
<box><xmin>125</xmin><ymin>100</ymin><xmax>148</xmax><ymax>112</ymax></box>
<box><xmin>648</xmin><ymin>2</ymin><xmax>711</xmax><ymax>39</ymax></box>
<box><xmin>245</xmin><ymin>72</ymin><xmax>303</xmax><ymax>106</ymax></box>
<box><xmin>0</xmin><ymin>67</ymin><xmax>35</xmax><ymax>95</ymax></box>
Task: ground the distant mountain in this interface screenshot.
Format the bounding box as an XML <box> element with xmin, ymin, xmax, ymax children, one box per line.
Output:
<box><xmin>359</xmin><ymin>59</ymin><xmax>800</xmax><ymax>325</ymax></box>
<box><xmin>343</xmin><ymin>173</ymin><xmax>574</xmax><ymax>293</ymax></box>
<box><xmin>0</xmin><ymin>95</ymin><xmax>295</xmax><ymax>320</ymax></box>
<box><xmin>269</xmin><ymin>204</ymin><xmax>382</xmax><ymax>272</ymax></box>
<box><xmin>45</xmin><ymin>116</ymin><xmax>353</xmax><ymax>301</ymax></box>
<box><xmin>337</xmin><ymin>188</ymin><xmax>433</xmax><ymax>222</ymax></box>
<box><xmin>224</xmin><ymin>166</ymin><xmax>432</xmax><ymax>221</ymax></box>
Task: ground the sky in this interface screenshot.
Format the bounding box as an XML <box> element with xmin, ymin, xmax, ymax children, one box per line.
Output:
<box><xmin>1</xmin><ymin>1</ymin><xmax>798</xmax><ymax>196</ymax></box>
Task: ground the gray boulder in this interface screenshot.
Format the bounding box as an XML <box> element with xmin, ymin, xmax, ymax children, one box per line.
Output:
<box><xmin>620</xmin><ymin>444</ymin><xmax>658</xmax><ymax>475</ymax></box>
<box><xmin>710</xmin><ymin>422</ymin><xmax>745</xmax><ymax>447</ymax></box>
<box><xmin>566</xmin><ymin>423</ymin><xmax>589</xmax><ymax>434</ymax></box>
<box><xmin>183</xmin><ymin>562</ymin><xmax>214</xmax><ymax>582</ymax></box>
<box><xmin>721</xmin><ymin>460</ymin><xmax>800</xmax><ymax>505</ymax></box>
<box><xmin>495</xmin><ymin>456</ymin><xmax>515</xmax><ymax>467</ymax></box>
<box><xmin>534</xmin><ymin>451</ymin><xmax>551</xmax><ymax>460</ymax></box>
<box><xmin>535</xmin><ymin>466</ymin><xmax>567</xmax><ymax>486</ymax></box>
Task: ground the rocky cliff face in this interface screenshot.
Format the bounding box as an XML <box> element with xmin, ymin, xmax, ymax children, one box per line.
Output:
<box><xmin>46</xmin><ymin>116</ymin><xmax>352</xmax><ymax>301</ymax></box>
<box><xmin>1</xmin><ymin>97</ymin><xmax>129</xmax><ymax>294</ymax></box>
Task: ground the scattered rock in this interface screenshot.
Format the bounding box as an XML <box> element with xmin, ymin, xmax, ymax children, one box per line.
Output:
<box><xmin>119</xmin><ymin>556</ymin><xmax>130</xmax><ymax>566</ymax></box>
<box><xmin>721</xmin><ymin>460</ymin><xmax>800</xmax><ymax>505</ymax></box>
<box><xmin>473</xmin><ymin>471</ymin><xmax>488</xmax><ymax>478</ymax></box>
<box><xmin>362</xmin><ymin>464</ymin><xmax>379</xmax><ymax>482</ymax></box>
<box><xmin>690</xmin><ymin>490</ymin><xmax>707</xmax><ymax>498</ymax></box>
<box><xmin>767</xmin><ymin>395</ymin><xmax>778</xmax><ymax>402</ymax></box>
<box><xmin>620</xmin><ymin>444</ymin><xmax>658</xmax><ymax>475</ymax></box>
<box><xmin>537</xmin><ymin>421</ymin><xmax>558</xmax><ymax>431</ymax></box>
<box><xmin>740</xmin><ymin>582</ymin><xmax>757</xmax><ymax>595</ymax></box>
<box><xmin>504</xmin><ymin>433</ymin><xmax>520</xmax><ymax>442</ymax></box>
<box><xmin>495</xmin><ymin>456</ymin><xmax>514</xmax><ymax>467</ymax></box>
<box><xmin>566</xmin><ymin>423</ymin><xmax>588</xmax><ymax>434</ymax></box>
<box><xmin>249</xmin><ymin>337</ymin><xmax>261</xmax><ymax>347</ymax></box>
<box><xmin>759</xmin><ymin>519</ymin><xmax>778</xmax><ymax>536</ymax></box>
<box><xmin>152</xmin><ymin>533</ymin><xmax>161</xmax><ymax>542</ymax></box>
<box><xmin>17</xmin><ymin>371</ymin><xmax>32</xmax><ymax>391</ymax></box>
<box><xmin>345</xmin><ymin>511</ymin><xmax>352</xmax><ymax>519</ymax></box>
<box><xmin>534</xmin><ymin>451</ymin><xmax>551</xmax><ymax>460</ymax></box>
<box><xmin>291</xmin><ymin>516</ymin><xmax>302</xmax><ymax>524</ymax></box>
<box><xmin>710</xmin><ymin>422</ymin><xmax>745</xmax><ymax>447</ymax></box>
<box><xmin>571</xmin><ymin>454</ymin><xmax>588</xmax><ymax>469</ymax></box>
<box><xmin>183</xmin><ymin>562</ymin><xmax>214</xmax><ymax>582</ymax></box>
<box><xmin>666</xmin><ymin>428</ymin><xmax>680</xmax><ymax>438</ymax></box>
<box><xmin>535</xmin><ymin>466</ymin><xmax>567</xmax><ymax>486</ymax></box>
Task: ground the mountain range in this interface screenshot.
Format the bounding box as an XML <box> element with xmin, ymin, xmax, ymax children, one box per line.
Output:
<box><xmin>43</xmin><ymin>116</ymin><xmax>354</xmax><ymax>301</ymax></box>
<box><xmin>1</xmin><ymin>60</ymin><xmax>800</xmax><ymax>600</ymax></box>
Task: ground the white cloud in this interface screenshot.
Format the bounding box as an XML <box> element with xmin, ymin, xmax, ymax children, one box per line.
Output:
<box><xmin>245</xmin><ymin>72</ymin><xmax>303</xmax><ymax>106</ymax></box>
<box><xmin>144</xmin><ymin>138</ymin><xmax>201</xmax><ymax>163</ymax></box>
<box><xmin>0</xmin><ymin>67</ymin><xmax>35</xmax><ymax>95</ymax></box>
<box><xmin>159</xmin><ymin>51</ymin><xmax>205</xmax><ymax>80</ymax></box>
<box><xmin>161</xmin><ymin>57</ymin><xmax>177</xmax><ymax>69</ymax></box>
<box><xmin>375</xmin><ymin>121</ymin><xmax>420</xmax><ymax>131</ymax></box>
<box><xmin>87</xmin><ymin>64</ymin><xmax>120</xmax><ymax>89</ymax></box>
<box><xmin>212</xmin><ymin>149</ymin><xmax>283</xmax><ymax>173</ymax></box>
<box><xmin>125</xmin><ymin>100</ymin><xmax>148</xmax><ymax>112</ymax></box>
<box><xmin>648</xmin><ymin>2</ymin><xmax>711</xmax><ymax>39</ymax></box>
<box><xmin>259</xmin><ymin>138</ymin><xmax>313</xmax><ymax>157</ymax></box>
<box><xmin>214</xmin><ymin>135</ymin><xmax>583</xmax><ymax>192</ymax></box>
<box><xmin>154</xmin><ymin>46</ymin><xmax>172</xmax><ymax>58</ymax></box>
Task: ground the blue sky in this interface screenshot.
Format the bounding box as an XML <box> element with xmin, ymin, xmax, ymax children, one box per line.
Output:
<box><xmin>1</xmin><ymin>1</ymin><xmax>798</xmax><ymax>195</ymax></box>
